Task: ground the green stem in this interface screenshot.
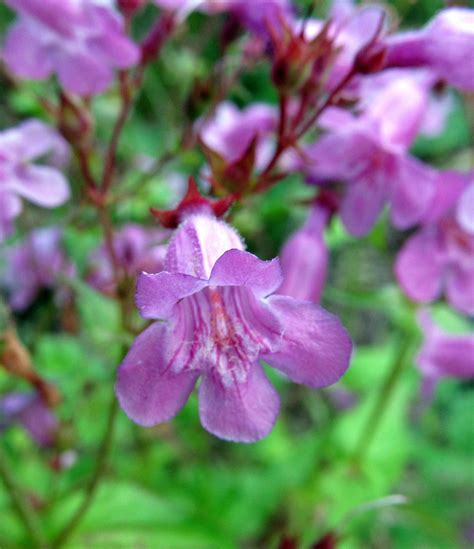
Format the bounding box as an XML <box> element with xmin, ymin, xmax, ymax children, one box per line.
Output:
<box><xmin>51</xmin><ymin>394</ymin><xmax>119</xmax><ymax>548</ymax></box>
<box><xmin>0</xmin><ymin>445</ymin><xmax>50</xmax><ymax>549</ymax></box>
<box><xmin>352</xmin><ymin>333</ymin><xmax>416</xmax><ymax>464</ymax></box>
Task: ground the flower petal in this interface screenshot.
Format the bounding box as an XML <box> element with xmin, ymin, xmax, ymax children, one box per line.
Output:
<box><xmin>389</xmin><ymin>156</ymin><xmax>436</xmax><ymax>229</ymax></box>
<box><xmin>262</xmin><ymin>295</ymin><xmax>352</xmax><ymax>388</ymax></box>
<box><xmin>135</xmin><ymin>271</ymin><xmax>208</xmax><ymax>319</ymax></box>
<box><xmin>198</xmin><ymin>362</ymin><xmax>280</xmax><ymax>442</ymax></box>
<box><xmin>209</xmin><ymin>249</ymin><xmax>283</xmax><ymax>297</ymax></box>
<box><xmin>3</xmin><ymin>20</ymin><xmax>53</xmax><ymax>80</ymax></box>
<box><xmin>417</xmin><ymin>311</ymin><xmax>474</xmax><ymax>379</ymax></box>
<box><xmin>446</xmin><ymin>265</ymin><xmax>474</xmax><ymax>316</ymax></box>
<box><xmin>116</xmin><ymin>323</ymin><xmax>199</xmax><ymax>426</ymax></box>
<box><xmin>340</xmin><ymin>174</ymin><xmax>386</xmax><ymax>236</ymax></box>
<box><xmin>56</xmin><ymin>51</ymin><xmax>113</xmax><ymax>95</ymax></box>
<box><xmin>395</xmin><ymin>229</ymin><xmax>445</xmax><ymax>302</ymax></box>
<box><xmin>9</xmin><ymin>165</ymin><xmax>70</xmax><ymax>207</ymax></box>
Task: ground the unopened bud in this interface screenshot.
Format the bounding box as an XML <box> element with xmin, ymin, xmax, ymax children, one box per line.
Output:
<box><xmin>118</xmin><ymin>0</ymin><xmax>146</xmax><ymax>15</ymax></box>
<box><xmin>354</xmin><ymin>41</ymin><xmax>387</xmax><ymax>74</ymax></box>
<box><xmin>141</xmin><ymin>13</ymin><xmax>176</xmax><ymax>64</ymax></box>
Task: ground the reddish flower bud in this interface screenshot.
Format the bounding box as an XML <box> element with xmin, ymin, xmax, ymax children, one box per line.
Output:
<box><xmin>354</xmin><ymin>41</ymin><xmax>387</xmax><ymax>74</ymax></box>
<box><xmin>118</xmin><ymin>0</ymin><xmax>146</xmax><ymax>15</ymax></box>
<box><xmin>141</xmin><ymin>13</ymin><xmax>176</xmax><ymax>64</ymax></box>
<box><xmin>150</xmin><ymin>176</ymin><xmax>235</xmax><ymax>228</ymax></box>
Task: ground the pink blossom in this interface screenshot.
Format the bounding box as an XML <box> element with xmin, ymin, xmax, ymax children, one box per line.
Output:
<box><xmin>0</xmin><ymin>392</ymin><xmax>57</xmax><ymax>447</ymax></box>
<box><xmin>88</xmin><ymin>224</ymin><xmax>168</xmax><ymax>295</ymax></box>
<box><xmin>277</xmin><ymin>205</ymin><xmax>328</xmax><ymax>302</ymax></box>
<box><xmin>199</xmin><ymin>102</ymin><xmax>277</xmax><ymax>168</ymax></box>
<box><xmin>385</xmin><ymin>8</ymin><xmax>474</xmax><ymax>91</ymax></box>
<box><xmin>395</xmin><ymin>172</ymin><xmax>474</xmax><ymax>316</ymax></box>
<box><xmin>301</xmin><ymin>74</ymin><xmax>436</xmax><ymax>236</ymax></box>
<box><xmin>416</xmin><ymin>311</ymin><xmax>474</xmax><ymax>387</ymax></box>
<box><xmin>3</xmin><ymin>0</ymin><xmax>139</xmax><ymax>95</ymax></box>
<box><xmin>0</xmin><ymin>120</ymin><xmax>70</xmax><ymax>240</ymax></box>
<box><xmin>3</xmin><ymin>227</ymin><xmax>74</xmax><ymax>311</ymax></box>
<box><xmin>116</xmin><ymin>210</ymin><xmax>352</xmax><ymax>442</ymax></box>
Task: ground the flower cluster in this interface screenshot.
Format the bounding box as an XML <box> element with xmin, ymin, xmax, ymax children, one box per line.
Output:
<box><xmin>0</xmin><ymin>0</ymin><xmax>472</xmax><ymax>449</ymax></box>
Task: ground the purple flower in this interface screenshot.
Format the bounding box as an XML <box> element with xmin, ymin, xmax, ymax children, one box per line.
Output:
<box><xmin>416</xmin><ymin>311</ymin><xmax>474</xmax><ymax>388</ymax></box>
<box><xmin>116</xmin><ymin>211</ymin><xmax>352</xmax><ymax>442</ymax></box>
<box><xmin>277</xmin><ymin>205</ymin><xmax>328</xmax><ymax>303</ymax></box>
<box><xmin>88</xmin><ymin>224</ymin><xmax>168</xmax><ymax>295</ymax></box>
<box><xmin>385</xmin><ymin>8</ymin><xmax>474</xmax><ymax>91</ymax></box>
<box><xmin>0</xmin><ymin>120</ymin><xmax>70</xmax><ymax>240</ymax></box>
<box><xmin>199</xmin><ymin>101</ymin><xmax>277</xmax><ymax>168</ymax></box>
<box><xmin>456</xmin><ymin>180</ymin><xmax>474</xmax><ymax>235</ymax></box>
<box><xmin>3</xmin><ymin>227</ymin><xmax>74</xmax><ymax>311</ymax></box>
<box><xmin>395</xmin><ymin>172</ymin><xmax>474</xmax><ymax>316</ymax></box>
<box><xmin>0</xmin><ymin>392</ymin><xmax>57</xmax><ymax>447</ymax></box>
<box><xmin>3</xmin><ymin>0</ymin><xmax>139</xmax><ymax>95</ymax></box>
<box><xmin>301</xmin><ymin>74</ymin><xmax>437</xmax><ymax>236</ymax></box>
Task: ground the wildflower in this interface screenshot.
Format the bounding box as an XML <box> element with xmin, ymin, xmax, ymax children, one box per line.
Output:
<box><xmin>301</xmin><ymin>74</ymin><xmax>436</xmax><ymax>236</ymax></box>
<box><xmin>395</xmin><ymin>172</ymin><xmax>474</xmax><ymax>316</ymax></box>
<box><xmin>199</xmin><ymin>102</ymin><xmax>276</xmax><ymax>167</ymax></box>
<box><xmin>0</xmin><ymin>120</ymin><xmax>70</xmax><ymax>240</ymax></box>
<box><xmin>2</xmin><ymin>227</ymin><xmax>74</xmax><ymax>311</ymax></box>
<box><xmin>416</xmin><ymin>311</ymin><xmax>474</xmax><ymax>393</ymax></box>
<box><xmin>88</xmin><ymin>224</ymin><xmax>168</xmax><ymax>295</ymax></box>
<box><xmin>277</xmin><ymin>205</ymin><xmax>329</xmax><ymax>302</ymax></box>
<box><xmin>199</xmin><ymin>102</ymin><xmax>277</xmax><ymax>193</ymax></box>
<box><xmin>0</xmin><ymin>392</ymin><xmax>57</xmax><ymax>447</ymax></box>
<box><xmin>116</xmin><ymin>208</ymin><xmax>352</xmax><ymax>442</ymax></box>
<box><xmin>3</xmin><ymin>0</ymin><xmax>139</xmax><ymax>95</ymax></box>
<box><xmin>385</xmin><ymin>8</ymin><xmax>474</xmax><ymax>91</ymax></box>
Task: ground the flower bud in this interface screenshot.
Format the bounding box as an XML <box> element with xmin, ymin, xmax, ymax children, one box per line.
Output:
<box><xmin>354</xmin><ymin>41</ymin><xmax>387</xmax><ymax>74</ymax></box>
<box><xmin>118</xmin><ymin>0</ymin><xmax>147</xmax><ymax>15</ymax></box>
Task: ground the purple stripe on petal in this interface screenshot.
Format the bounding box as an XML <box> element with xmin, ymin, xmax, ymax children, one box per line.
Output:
<box><xmin>199</xmin><ymin>362</ymin><xmax>280</xmax><ymax>443</ymax></box>
<box><xmin>210</xmin><ymin>249</ymin><xmax>283</xmax><ymax>297</ymax></box>
<box><xmin>116</xmin><ymin>323</ymin><xmax>199</xmax><ymax>426</ymax></box>
<box><xmin>263</xmin><ymin>295</ymin><xmax>352</xmax><ymax>388</ymax></box>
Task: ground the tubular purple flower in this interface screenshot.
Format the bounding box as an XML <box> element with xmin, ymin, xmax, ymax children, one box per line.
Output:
<box><xmin>116</xmin><ymin>211</ymin><xmax>352</xmax><ymax>442</ymax></box>
<box><xmin>416</xmin><ymin>311</ymin><xmax>474</xmax><ymax>387</ymax></box>
<box><xmin>395</xmin><ymin>171</ymin><xmax>474</xmax><ymax>316</ymax></box>
<box><xmin>301</xmin><ymin>74</ymin><xmax>437</xmax><ymax>236</ymax></box>
<box><xmin>277</xmin><ymin>205</ymin><xmax>329</xmax><ymax>302</ymax></box>
<box><xmin>0</xmin><ymin>120</ymin><xmax>70</xmax><ymax>240</ymax></box>
<box><xmin>199</xmin><ymin>102</ymin><xmax>277</xmax><ymax>168</ymax></box>
<box><xmin>87</xmin><ymin>224</ymin><xmax>168</xmax><ymax>295</ymax></box>
<box><xmin>2</xmin><ymin>227</ymin><xmax>74</xmax><ymax>311</ymax></box>
<box><xmin>3</xmin><ymin>0</ymin><xmax>139</xmax><ymax>95</ymax></box>
<box><xmin>385</xmin><ymin>8</ymin><xmax>474</xmax><ymax>91</ymax></box>
<box><xmin>0</xmin><ymin>392</ymin><xmax>57</xmax><ymax>447</ymax></box>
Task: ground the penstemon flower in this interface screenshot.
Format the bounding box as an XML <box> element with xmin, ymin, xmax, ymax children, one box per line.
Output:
<box><xmin>385</xmin><ymin>8</ymin><xmax>474</xmax><ymax>92</ymax></box>
<box><xmin>3</xmin><ymin>0</ymin><xmax>139</xmax><ymax>95</ymax></box>
<box><xmin>0</xmin><ymin>120</ymin><xmax>70</xmax><ymax>240</ymax></box>
<box><xmin>0</xmin><ymin>392</ymin><xmax>57</xmax><ymax>447</ymax></box>
<box><xmin>87</xmin><ymin>224</ymin><xmax>168</xmax><ymax>296</ymax></box>
<box><xmin>277</xmin><ymin>204</ymin><xmax>329</xmax><ymax>303</ymax></box>
<box><xmin>300</xmin><ymin>74</ymin><xmax>437</xmax><ymax>236</ymax></box>
<box><xmin>116</xmin><ymin>205</ymin><xmax>352</xmax><ymax>442</ymax></box>
<box><xmin>2</xmin><ymin>227</ymin><xmax>74</xmax><ymax>311</ymax></box>
<box><xmin>395</xmin><ymin>172</ymin><xmax>474</xmax><ymax>316</ymax></box>
<box><xmin>416</xmin><ymin>311</ymin><xmax>474</xmax><ymax>395</ymax></box>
